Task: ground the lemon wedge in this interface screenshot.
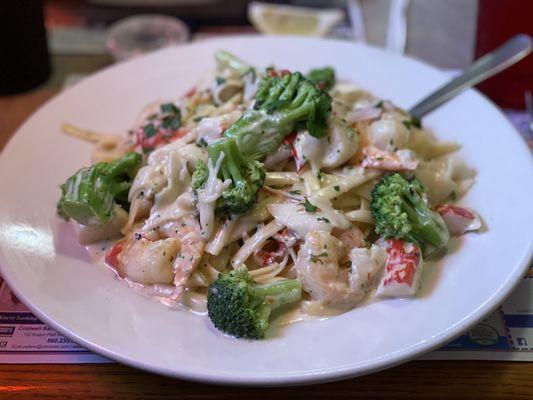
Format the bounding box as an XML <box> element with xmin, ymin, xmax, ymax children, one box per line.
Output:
<box><xmin>248</xmin><ymin>2</ymin><xmax>344</xmax><ymax>37</ymax></box>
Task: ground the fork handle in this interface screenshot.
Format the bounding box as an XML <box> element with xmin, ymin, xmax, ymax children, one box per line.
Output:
<box><xmin>409</xmin><ymin>34</ymin><xmax>532</xmax><ymax>119</ymax></box>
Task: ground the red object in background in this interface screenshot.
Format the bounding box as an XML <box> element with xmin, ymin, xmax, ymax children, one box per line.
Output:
<box><xmin>476</xmin><ymin>0</ymin><xmax>533</xmax><ymax>109</ymax></box>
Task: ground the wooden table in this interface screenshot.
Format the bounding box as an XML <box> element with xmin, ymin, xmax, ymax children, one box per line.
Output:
<box><xmin>0</xmin><ymin>361</ymin><xmax>532</xmax><ymax>399</ymax></box>
<box><xmin>1</xmin><ymin>87</ymin><xmax>532</xmax><ymax>400</ymax></box>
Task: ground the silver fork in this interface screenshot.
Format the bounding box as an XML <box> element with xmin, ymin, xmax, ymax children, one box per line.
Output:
<box><xmin>409</xmin><ymin>34</ymin><xmax>532</xmax><ymax>120</ymax></box>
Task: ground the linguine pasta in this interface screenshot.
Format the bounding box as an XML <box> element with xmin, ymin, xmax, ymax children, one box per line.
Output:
<box><xmin>58</xmin><ymin>51</ymin><xmax>481</xmax><ymax>334</ymax></box>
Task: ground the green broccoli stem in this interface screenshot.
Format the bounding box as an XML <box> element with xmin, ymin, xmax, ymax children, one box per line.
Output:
<box><xmin>205</xmin><ymin>137</ymin><xmax>265</xmax><ymax>216</ymax></box>
<box><xmin>223</xmin><ymin>110</ymin><xmax>293</xmax><ymax>160</ymax></box>
<box><xmin>284</xmin><ymin>97</ymin><xmax>316</xmax><ymax>122</ymax></box>
<box><xmin>208</xmin><ymin>137</ymin><xmax>246</xmax><ymax>183</ymax></box>
<box><xmin>279</xmin><ymin>73</ymin><xmax>302</xmax><ymax>104</ymax></box>
<box><xmin>253</xmin><ymin>279</ymin><xmax>302</xmax><ymax>335</ymax></box>
<box><xmin>223</xmin><ymin>95</ymin><xmax>317</xmax><ymax>160</ymax></box>
<box><xmin>104</xmin><ymin>152</ymin><xmax>141</xmax><ymax>180</ymax></box>
<box><xmin>253</xmin><ymin>279</ymin><xmax>302</xmax><ymax>310</ymax></box>
<box><xmin>402</xmin><ymin>190</ymin><xmax>450</xmax><ymax>249</ymax></box>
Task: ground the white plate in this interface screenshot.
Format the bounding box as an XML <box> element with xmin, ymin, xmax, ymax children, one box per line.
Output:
<box><xmin>0</xmin><ymin>37</ymin><xmax>531</xmax><ymax>386</ymax></box>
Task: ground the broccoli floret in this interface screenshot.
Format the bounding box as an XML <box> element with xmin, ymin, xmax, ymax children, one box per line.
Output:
<box><xmin>207</xmin><ymin>267</ymin><xmax>302</xmax><ymax>339</ymax></box>
<box><xmin>307</xmin><ymin>67</ymin><xmax>335</xmax><ymax>91</ymax></box>
<box><xmin>370</xmin><ymin>173</ymin><xmax>450</xmax><ymax>254</ymax></box>
<box><xmin>224</xmin><ymin>71</ymin><xmax>332</xmax><ymax>160</ymax></box>
<box><xmin>193</xmin><ymin>137</ymin><xmax>265</xmax><ymax>216</ymax></box>
<box><xmin>191</xmin><ymin>160</ymin><xmax>208</xmax><ymax>191</ymax></box>
<box><xmin>57</xmin><ymin>152</ymin><xmax>142</xmax><ymax>225</ymax></box>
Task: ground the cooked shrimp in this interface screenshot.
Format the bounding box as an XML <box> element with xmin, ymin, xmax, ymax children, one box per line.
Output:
<box><xmin>367</xmin><ymin>111</ymin><xmax>410</xmax><ymax>151</ymax></box>
<box><xmin>162</xmin><ymin>216</ymin><xmax>206</xmax><ymax>295</ymax></box>
<box><xmin>361</xmin><ymin>145</ymin><xmax>418</xmax><ymax>171</ymax></box>
<box><xmin>295</xmin><ymin>231</ymin><xmax>364</xmax><ymax>309</ymax></box>
<box><xmin>116</xmin><ymin>235</ymin><xmax>180</xmax><ymax>285</ymax></box>
<box><xmin>124</xmin><ymin>143</ymin><xmax>206</xmax><ymax>233</ymax></box>
<box><xmin>332</xmin><ymin>226</ymin><xmax>366</xmax><ymax>250</ymax></box>
<box><xmin>108</xmin><ymin>215</ymin><xmax>205</xmax><ymax>297</ymax></box>
<box><xmin>296</xmin><ymin>230</ymin><xmax>387</xmax><ymax>310</ymax></box>
<box><xmin>291</xmin><ymin>118</ymin><xmax>359</xmax><ymax>172</ymax></box>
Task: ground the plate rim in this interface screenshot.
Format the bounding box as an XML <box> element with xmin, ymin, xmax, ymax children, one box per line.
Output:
<box><xmin>1</xmin><ymin>35</ymin><xmax>532</xmax><ymax>386</ymax></box>
<box><xmin>3</xmin><ymin>245</ymin><xmax>531</xmax><ymax>386</ymax></box>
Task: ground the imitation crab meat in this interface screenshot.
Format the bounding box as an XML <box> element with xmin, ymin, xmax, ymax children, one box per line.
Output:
<box><xmin>376</xmin><ymin>239</ymin><xmax>423</xmax><ymax>297</ymax></box>
<box><xmin>436</xmin><ymin>204</ymin><xmax>481</xmax><ymax>236</ymax></box>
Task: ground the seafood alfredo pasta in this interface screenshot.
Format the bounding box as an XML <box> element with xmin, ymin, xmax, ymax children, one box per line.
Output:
<box><xmin>58</xmin><ymin>51</ymin><xmax>481</xmax><ymax>339</ymax></box>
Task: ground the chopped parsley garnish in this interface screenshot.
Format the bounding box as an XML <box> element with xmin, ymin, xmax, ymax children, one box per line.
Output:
<box><xmin>402</xmin><ymin>117</ymin><xmax>422</xmax><ymax>129</ymax></box>
<box><xmin>143</xmin><ymin>123</ymin><xmax>157</xmax><ymax>138</ymax></box>
<box><xmin>193</xmin><ymin>116</ymin><xmax>205</xmax><ymax>122</ymax></box>
<box><xmin>340</xmin><ymin>260</ymin><xmax>352</xmax><ymax>271</ymax></box>
<box><xmin>317</xmin><ymin>217</ymin><xmax>330</xmax><ymax>223</ymax></box>
<box><xmin>375</xmin><ymin>100</ymin><xmax>384</xmax><ymax>109</ymax></box>
<box><xmin>309</xmin><ymin>251</ymin><xmax>328</xmax><ymax>263</ymax></box>
<box><xmin>316</xmin><ymin>171</ymin><xmax>324</xmax><ymax>180</ymax></box>
<box><xmin>171</xmin><ymin>116</ymin><xmax>181</xmax><ymax>130</ymax></box>
<box><xmin>198</xmin><ymin>137</ymin><xmax>208</xmax><ymax>147</ymax></box>
<box><xmin>333</xmin><ymin>185</ymin><xmax>340</xmax><ymax>192</ymax></box>
<box><xmin>411</xmin><ymin>117</ymin><xmax>422</xmax><ymax>128</ymax></box>
<box><xmin>161</xmin><ymin>114</ymin><xmax>182</xmax><ymax>130</ymax></box>
<box><xmin>301</xmin><ymin>198</ymin><xmax>318</xmax><ymax>213</ymax></box>
<box><xmin>158</xmin><ymin>103</ymin><xmax>182</xmax><ymax>131</ymax></box>
<box><xmin>450</xmin><ymin>190</ymin><xmax>457</xmax><ymax>201</ymax></box>
<box><xmin>160</xmin><ymin>103</ymin><xmax>179</xmax><ymax>114</ymax></box>
<box><xmin>216</xmin><ymin>76</ymin><xmax>226</xmax><ymax>85</ymax></box>
<box><xmin>289</xmin><ymin>190</ymin><xmax>301</xmax><ymax>195</ymax></box>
